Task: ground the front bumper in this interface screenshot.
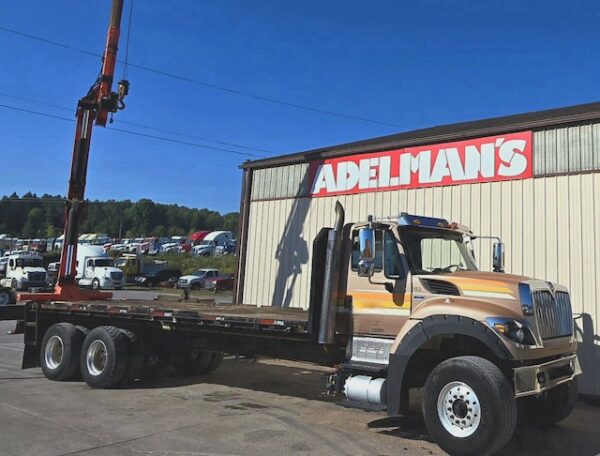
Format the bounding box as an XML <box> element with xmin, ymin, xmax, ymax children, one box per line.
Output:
<box><xmin>514</xmin><ymin>354</ymin><xmax>581</xmax><ymax>397</ymax></box>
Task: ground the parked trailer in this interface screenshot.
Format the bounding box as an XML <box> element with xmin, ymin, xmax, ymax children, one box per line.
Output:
<box><xmin>1</xmin><ymin>206</ymin><xmax>581</xmax><ymax>456</ymax></box>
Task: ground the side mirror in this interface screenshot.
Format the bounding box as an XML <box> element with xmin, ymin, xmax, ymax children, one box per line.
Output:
<box><xmin>357</xmin><ymin>227</ymin><xmax>376</xmax><ymax>277</ymax></box>
<box><xmin>493</xmin><ymin>242</ymin><xmax>505</xmax><ymax>273</ymax></box>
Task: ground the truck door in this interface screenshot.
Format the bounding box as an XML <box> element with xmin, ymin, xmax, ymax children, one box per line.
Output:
<box><xmin>85</xmin><ymin>259</ymin><xmax>94</xmax><ymax>278</ymax></box>
<box><xmin>347</xmin><ymin>226</ymin><xmax>411</xmax><ymax>336</ymax></box>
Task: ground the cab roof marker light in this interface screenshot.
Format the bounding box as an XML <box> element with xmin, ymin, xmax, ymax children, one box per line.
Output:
<box><xmin>398</xmin><ymin>212</ymin><xmax>449</xmax><ymax>228</ymax></box>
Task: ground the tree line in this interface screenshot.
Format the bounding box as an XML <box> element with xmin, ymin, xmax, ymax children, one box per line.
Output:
<box><xmin>0</xmin><ymin>193</ymin><xmax>239</xmax><ymax>239</ymax></box>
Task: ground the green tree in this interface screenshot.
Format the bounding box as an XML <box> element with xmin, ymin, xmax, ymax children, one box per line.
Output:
<box><xmin>22</xmin><ymin>207</ymin><xmax>45</xmax><ymax>238</ymax></box>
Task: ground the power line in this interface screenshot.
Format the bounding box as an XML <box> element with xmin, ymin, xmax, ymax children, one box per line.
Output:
<box><xmin>0</xmin><ymin>91</ymin><xmax>273</xmax><ymax>153</ymax></box>
<box><xmin>0</xmin><ymin>102</ymin><xmax>266</xmax><ymax>158</ymax></box>
<box><xmin>0</xmin><ymin>24</ymin><xmax>409</xmax><ymax>129</ymax></box>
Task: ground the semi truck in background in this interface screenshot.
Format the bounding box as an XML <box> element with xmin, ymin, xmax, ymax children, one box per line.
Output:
<box><xmin>2</xmin><ymin>205</ymin><xmax>580</xmax><ymax>456</ymax></box>
<box><xmin>192</xmin><ymin>231</ymin><xmax>233</xmax><ymax>256</ymax></box>
<box><xmin>0</xmin><ymin>252</ymin><xmax>48</xmax><ymax>291</ymax></box>
<box><xmin>75</xmin><ymin>245</ymin><xmax>125</xmax><ymax>290</ymax></box>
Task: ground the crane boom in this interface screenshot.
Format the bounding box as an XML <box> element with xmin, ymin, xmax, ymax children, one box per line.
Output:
<box><xmin>19</xmin><ymin>0</ymin><xmax>129</xmax><ymax>302</ymax></box>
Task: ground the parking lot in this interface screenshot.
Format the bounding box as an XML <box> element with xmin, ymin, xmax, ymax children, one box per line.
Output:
<box><xmin>0</xmin><ymin>319</ymin><xmax>598</xmax><ymax>456</ymax></box>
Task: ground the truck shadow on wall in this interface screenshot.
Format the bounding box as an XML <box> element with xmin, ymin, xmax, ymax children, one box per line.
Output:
<box><xmin>271</xmin><ymin>169</ymin><xmax>310</xmax><ymax>309</ymax></box>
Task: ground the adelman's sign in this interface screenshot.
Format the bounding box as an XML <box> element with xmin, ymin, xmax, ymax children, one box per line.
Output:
<box><xmin>309</xmin><ymin>131</ymin><xmax>533</xmax><ymax>197</ymax></box>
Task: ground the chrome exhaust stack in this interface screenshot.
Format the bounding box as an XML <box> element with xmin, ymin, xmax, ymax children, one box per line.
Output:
<box><xmin>318</xmin><ymin>201</ymin><xmax>344</xmax><ymax>344</ymax></box>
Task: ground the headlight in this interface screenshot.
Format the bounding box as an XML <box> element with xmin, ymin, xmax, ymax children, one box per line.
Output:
<box><xmin>487</xmin><ymin>318</ymin><xmax>537</xmax><ymax>345</ymax></box>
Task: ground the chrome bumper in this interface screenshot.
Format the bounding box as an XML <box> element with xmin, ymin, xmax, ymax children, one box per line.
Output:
<box><xmin>514</xmin><ymin>354</ymin><xmax>581</xmax><ymax>398</ymax></box>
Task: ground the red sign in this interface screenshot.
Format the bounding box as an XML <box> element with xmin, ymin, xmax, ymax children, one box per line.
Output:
<box><xmin>309</xmin><ymin>131</ymin><xmax>533</xmax><ymax>197</ymax></box>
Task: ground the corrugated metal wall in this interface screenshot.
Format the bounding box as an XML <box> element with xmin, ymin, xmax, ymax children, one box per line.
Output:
<box><xmin>242</xmin><ymin>122</ymin><xmax>600</xmax><ymax>395</ymax></box>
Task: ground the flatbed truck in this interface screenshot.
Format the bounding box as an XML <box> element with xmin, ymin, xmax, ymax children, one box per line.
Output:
<box><xmin>0</xmin><ymin>1</ymin><xmax>580</xmax><ymax>455</ymax></box>
<box><xmin>1</xmin><ymin>207</ymin><xmax>581</xmax><ymax>456</ymax></box>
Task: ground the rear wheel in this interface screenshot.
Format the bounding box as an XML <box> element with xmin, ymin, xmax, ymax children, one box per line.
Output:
<box><xmin>0</xmin><ymin>290</ymin><xmax>11</xmax><ymax>306</ymax></box>
<box><xmin>80</xmin><ymin>326</ymin><xmax>129</xmax><ymax>388</ymax></box>
<box><xmin>422</xmin><ymin>356</ymin><xmax>517</xmax><ymax>456</ymax></box>
<box><xmin>40</xmin><ymin>323</ymin><xmax>86</xmax><ymax>381</ymax></box>
<box><xmin>173</xmin><ymin>350</ymin><xmax>223</xmax><ymax>376</ymax></box>
<box><xmin>519</xmin><ymin>377</ymin><xmax>578</xmax><ymax>427</ymax></box>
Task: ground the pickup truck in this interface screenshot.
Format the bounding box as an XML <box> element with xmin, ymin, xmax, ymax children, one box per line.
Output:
<box><xmin>204</xmin><ymin>273</ymin><xmax>234</xmax><ymax>292</ymax></box>
<box><xmin>176</xmin><ymin>269</ymin><xmax>227</xmax><ymax>289</ymax></box>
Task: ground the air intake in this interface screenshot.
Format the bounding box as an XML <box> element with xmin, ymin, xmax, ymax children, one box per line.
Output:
<box><xmin>421</xmin><ymin>279</ymin><xmax>460</xmax><ymax>296</ymax></box>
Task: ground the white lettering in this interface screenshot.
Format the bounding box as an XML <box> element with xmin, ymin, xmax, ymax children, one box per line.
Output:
<box><xmin>311</xmin><ymin>164</ymin><xmax>337</xmax><ymax>194</ymax></box>
<box><xmin>430</xmin><ymin>150</ymin><xmax>452</xmax><ymax>182</ymax></box>
<box><xmin>399</xmin><ymin>151</ymin><xmax>432</xmax><ymax>184</ymax></box>
<box><xmin>336</xmin><ymin>161</ymin><xmax>360</xmax><ymax>192</ymax></box>
<box><xmin>498</xmin><ymin>139</ymin><xmax>528</xmax><ymax>176</ymax></box>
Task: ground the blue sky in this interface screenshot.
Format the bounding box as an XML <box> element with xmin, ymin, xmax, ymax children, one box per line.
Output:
<box><xmin>0</xmin><ymin>0</ymin><xmax>598</xmax><ymax>213</ymax></box>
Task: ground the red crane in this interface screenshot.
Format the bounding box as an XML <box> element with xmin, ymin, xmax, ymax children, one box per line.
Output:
<box><xmin>19</xmin><ymin>0</ymin><xmax>129</xmax><ymax>302</ymax></box>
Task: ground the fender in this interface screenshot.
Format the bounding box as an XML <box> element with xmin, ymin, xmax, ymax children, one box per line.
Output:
<box><xmin>386</xmin><ymin>314</ymin><xmax>512</xmax><ymax>415</ymax></box>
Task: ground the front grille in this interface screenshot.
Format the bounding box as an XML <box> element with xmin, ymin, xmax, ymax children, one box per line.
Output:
<box><xmin>27</xmin><ymin>272</ymin><xmax>46</xmax><ymax>282</ymax></box>
<box><xmin>110</xmin><ymin>271</ymin><xmax>124</xmax><ymax>281</ymax></box>
<box><xmin>421</xmin><ymin>279</ymin><xmax>460</xmax><ymax>296</ymax></box>
<box><xmin>533</xmin><ymin>290</ymin><xmax>573</xmax><ymax>340</ymax></box>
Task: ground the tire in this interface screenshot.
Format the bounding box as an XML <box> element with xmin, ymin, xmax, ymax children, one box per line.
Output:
<box><xmin>11</xmin><ymin>279</ymin><xmax>18</xmax><ymax>291</ymax></box>
<box><xmin>40</xmin><ymin>323</ymin><xmax>86</xmax><ymax>381</ymax></box>
<box><xmin>91</xmin><ymin>278</ymin><xmax>100</xmax><ymax>290</ymax></box>
<box><xmin>190</xmin><ymin>283</ymin><xmax>200</xmax><ymax>290</ymax></box>
<box><xmin>519</xmin><ymin>377</ymin><xmax>578</xmax><ymax>428</ymax></box>
<box><xmin>80</xmin><ymin>326</ymin><xmax>130</xmax><ymax>388</ymax></box>
<box><xmin>173</xmin><ymin>350</ymin><xmax>224</xmax><ymax>376</ymax></box>
<box><xmin>422</xmin><ymin>356</ymin><xmax>517</xmax><ymax>456</ymax></box>
<box><xmin>118</xmin><ymin>328</ymin><xmax>144</xmax><ymax>384</ymax></box>
<box><xmin>0</xmin><ymin>290</ymin><xmax>11</xmax><ymax>306</ymax></box>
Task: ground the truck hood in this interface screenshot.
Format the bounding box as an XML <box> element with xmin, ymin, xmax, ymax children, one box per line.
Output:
<box><xmin>179</xmin><ymin>275</ymin><xmax>202</xmax><ymax>281</ymax></box>
<box><xmin>97</xmin><ymin>267</ymin><xmax>123</xmax><ymax>275</ymax></box>
<box><xmin>23</xmin><ymin>267</ymin><xmax>46</xmax><ymax>274</ymax></box>
<box><xmin>413</xmin><ymin>270</ymin><xmax>534</xmax><ymax>319</ymax></box>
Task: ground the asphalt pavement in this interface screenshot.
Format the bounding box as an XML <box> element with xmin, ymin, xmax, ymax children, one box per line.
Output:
<box><xmin>0</xmin><ymin>319</ymin><xmax>599</xmax><ymax>456</ymax></box>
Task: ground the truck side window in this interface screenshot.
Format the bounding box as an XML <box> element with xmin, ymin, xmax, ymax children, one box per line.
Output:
<box><xmin>351</xmin><ymin>230</ymin><xmax>383</xmax><ymax>272</ymax></box>
<box><xmin>384</xmin><ymin>231</ymin><xmax>405</xmax><ymax>279</ymax></box>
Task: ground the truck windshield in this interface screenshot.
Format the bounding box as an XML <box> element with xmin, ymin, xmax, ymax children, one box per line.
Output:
<box><xmin>193</xmin><ymin>270</ymin><xmax>207</xmax><ymax>277</ymax></box>
<box><xmin>16</xmin><ymin>258</ymin><xmax>43</xmax><ymax>268</ymax></box>
<box><xmin>94</xmin><ymin>259</ymin><xmax>114</xmax><ymax>267</ymax></box>
<box><xmin>399</xmin><ymin>227</ymin><xmax>477</xmax><ymax>274</ymax></box>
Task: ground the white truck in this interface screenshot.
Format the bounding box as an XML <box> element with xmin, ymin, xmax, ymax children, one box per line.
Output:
<box><xmin>192</xmin><ymin>231</ymin><xmax>233</xmax><ymax>256</ymax></box>
<box><xmin>76</xmin><ymin>245</ymin><xmax>125</xmax><ymax>290</ymax></box>
<box><xmin>0</xmin><ymin>252</ymin><xmax>48</xmax><ymax>291</ymax></box>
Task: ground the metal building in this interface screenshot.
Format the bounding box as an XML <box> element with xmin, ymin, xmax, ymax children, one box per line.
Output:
<box><xmin>236</xmin><ymin>102</ymin><xmax>600</xmax><ymax>396</ymax></box>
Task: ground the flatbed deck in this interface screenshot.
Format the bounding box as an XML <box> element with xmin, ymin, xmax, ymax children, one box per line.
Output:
<box><xmin>36</xmin><ymin>298</ymin><xmax>311</xmax><ymax>335</ymax></box>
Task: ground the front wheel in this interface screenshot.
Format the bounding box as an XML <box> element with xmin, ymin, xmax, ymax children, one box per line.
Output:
<box><xmin>519</xmin><ymin>377</ymin><xmax>578</xmax><ymax>427</ymax></box>
<box><xmin>91</xmin><ymin>278</ymin><xmax>100</xmax><ymax>290</ymax></box>
<box><xmin>422</xmin><ymin>356</ymin><xmax>517</xmax><ymax>456</ymax></box>
<box><xmin>11</xmin><ymin>279</ymin><xmax>18</xmax><ymax>291</ymax></box>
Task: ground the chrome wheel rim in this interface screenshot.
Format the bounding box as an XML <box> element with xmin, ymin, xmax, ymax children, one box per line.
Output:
<box><xmin>437</xmin><ymin>381</ymin><xmax>481</xmax><ymax>438</ymax></box>
<box><xmin>86</xmin><ymin>340</ymin><xmax>108</xmax><ymax>376</ymax></box>
<box><xmin>44</xmin><ymin>336</ymin><xmax>64</xmax><ymax>370</ymax></box>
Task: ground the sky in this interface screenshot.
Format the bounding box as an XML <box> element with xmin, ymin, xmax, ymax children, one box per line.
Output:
<box><xmin>0</xmin><ymin>0</ymin><xmax>599</xmax><ymax>213</ymax></box>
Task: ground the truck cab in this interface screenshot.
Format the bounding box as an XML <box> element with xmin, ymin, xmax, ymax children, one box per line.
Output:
<box><xmin>76</xmin><ymin>245</ymin><xmax>125</xmax><ymax>290</ymax></box>
<box><xmin>331</xmin><ymin>210</ymin><xmax>579</xmax><ymax>455</ymax></box>
<box><xmin>0</xmin><ymin>252</ymin><xmax>48</xmax><ymax>291</ymax></box>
